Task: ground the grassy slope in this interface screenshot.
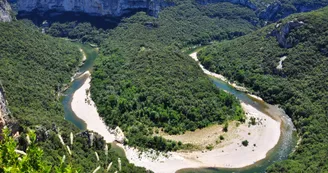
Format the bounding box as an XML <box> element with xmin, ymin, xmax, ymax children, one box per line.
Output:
<box><xmin>91</xmin><ymin>1</ymin><xmax>258</xmax><ymax>151</ymax></box>
<box><xmin>0</xmin><ymin>21</ymin><xmax>147</xmax><ymax>172</ymax></box>
<box><xmin>198</xmin><ymin>6</ymin><xmax>328</xmax><ymax>172</ymax></box>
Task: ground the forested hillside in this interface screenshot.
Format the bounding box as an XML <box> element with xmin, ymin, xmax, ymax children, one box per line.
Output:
<box><xmin>195</xmin><ymin>0</ymin><xmax>328</xmax><ymax>22</ymax></box>
<box><xmin>252</xmin><ymin>0</ymin><xmax>328</xmax><ymax>20</ymax></box>
<box><xmin>0</xmin><ymin>21</ymin><xmax>147</xmax><ymax>172</ymax></box>
<box><xmin>90</xmin><ymin>0</ymin><xmax>257</xmax><ymax>151</ymax></box>
<box><xmin>198</xmin><ymin>6</ymin><xmax>328</xmax><ymax>172</ymax></box>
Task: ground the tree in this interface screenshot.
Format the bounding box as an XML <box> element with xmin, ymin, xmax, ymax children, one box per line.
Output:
<box><xmin>250</xmin><ymin>117</ymin><xmax>256</xmax><ymax>126</ymax></box>
<box><xmin>0</xmin><ymin>127</ymin><xmax>78</xmax><ymax>173</ymax></box>
<box><xmin>223</xmin><ymin>122</ymin><xmax>229</xmax><ymax>132</ymax></box>
<box><xmin>242</xmin><ymin>140</ymin><xmax>249</xmax><ymax>147</ymax></box>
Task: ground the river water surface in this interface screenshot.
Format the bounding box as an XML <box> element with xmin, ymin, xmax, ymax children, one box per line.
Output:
<box><xmin>62</xmin><ymin>45</ymin><xmax>297</xmax><ymax>173</ymax></box>
<box><xmin>62</xmin><ymin>43</ymin><xmax>98</xmax><ymax>130</ymax></box>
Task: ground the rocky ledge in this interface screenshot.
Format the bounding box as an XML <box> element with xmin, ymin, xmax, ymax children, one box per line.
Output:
<box><xmin>0</xmin><ymin>0</ymin><xmax>12</xmax><ymax>22</ymax></box>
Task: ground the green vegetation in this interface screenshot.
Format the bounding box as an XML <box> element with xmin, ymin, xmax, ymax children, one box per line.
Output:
<box><xmin>223</xmin><ymin>122</ymin><xmax>229</xmax><ymax>132</ymax></box>
<box><xmin>198</xmin><ymin>6</ymin><xmax>328</xmax><ymax>172</ymax></box>
<box><xmin>91</xmin><ymin>0</ymin><xmax>256</xmax><ymax>151</ymax></box>
<box><xmin>250</xmin><ymin>117</ymin><xmax>256</xmax><ymax>125</ymax></box>
<box><xmin>206</xmin><ymin>144</ymin><xmax>214</xmax><ymax>151</ymax></box>
<box><xmin>0</xmin><ymin>21</ymin><xmax>147</xmax><ymax>172</ymax></box>
<box><xmin>242</xmin><ymin>140</ymin><xmax>249</xmax><ymax>147</ymax></box>
<box><xmin>5</xmin><ymin>0</ymin><xmax>328</xmax><ymax>171</ymax></box>
<box><xmin>47</xmin><ymin>22</ymin><xmax>109</xmax><ymax>45</ymax></box>
<box><xmin>0</xmin><ymin>128</ymin><xmax>77</xmax><ymax>173</ymax></box>
<box><xmin>219</xmin><ymin>135</ymin><xmax>225</xmax><ymax>140</ymax></box>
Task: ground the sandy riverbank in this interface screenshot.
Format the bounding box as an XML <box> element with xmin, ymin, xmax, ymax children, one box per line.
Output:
<box><xmin>190</xmin><ymin>52</ymin><xmax>263</xmax><ymax>101</ymax></box>
<box><xmin>119</xmin><ymin>101</ymin><xmax>281</xmax><ymax>173</ymax></box>
<box><xmin>71</xmin><ymin>71</ymin><xmax>115</xmax><ymax>143</ymax></box>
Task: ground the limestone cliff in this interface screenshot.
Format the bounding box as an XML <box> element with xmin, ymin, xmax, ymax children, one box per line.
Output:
<box><xmin>16</xmin><ymin>0</ymin><xmax>174</xmax><ymax>17</ymax></box>
<box><xmin>0</xmin><ymin>0</ymin><xmax>12</xmax><ymax>22</ymax></box>
<box><xmin>268</xmin><ymin>20</ymin><xmax>305</xmax><ymax>48</ymax></box>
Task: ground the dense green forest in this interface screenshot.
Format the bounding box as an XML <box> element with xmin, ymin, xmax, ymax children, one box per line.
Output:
<box><xmin>44</xmin><ymin>1</ymin><xmax>258</xmax><ymax>46</ymax></box>
<box><xmin>47</xmin><ymin>22</ymin><xmax>109</xmax><ymax>45</ymax></box>
<box><xmin>0</xmin><ymin>21</ymin><xmax>147</xmax><ymax>172</ymax></box>
<box><xmin>90</xmin><ymin>1</ymin><xmax>257</xmax><ymax>151</ymax></box>
<box><xmin>198</xmin><ymin>6</ymin><xmax>328</xmax><ymax>172</ymax></box>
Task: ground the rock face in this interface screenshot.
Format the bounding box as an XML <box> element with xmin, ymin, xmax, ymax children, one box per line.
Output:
<box><xmin>0</xmin><ymin>0</ymin><xmax>12</xmax><ymax>22</ymax></box>
<box><xmin>268</xmin><ymin>20</ymin><xmax>305</xmax><ymax>48</ymax></box>
<box><xmin>16</xmin><ymin>0</ymin><xmax>174</xmax><ymax>17</ymax></box>
<box><xmin>114</xmin><ymin>126</ymin><xmax>125</xmax><ymax>143</ymax></box>
<box><xmin>0</xmin><ymin>87</ymin><xmax>9</xmax><ymax>130</ymax></box>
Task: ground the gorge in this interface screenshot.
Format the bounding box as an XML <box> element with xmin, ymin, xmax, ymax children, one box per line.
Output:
<box><xmin>0</xmin><ymin>0</ymin><xmax>327</xmax><ymax>172</ymax></box>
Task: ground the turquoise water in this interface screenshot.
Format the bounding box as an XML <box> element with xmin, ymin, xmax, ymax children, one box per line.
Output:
<box><xmin>62</xmin><ymin>44</ymin><xmax>98</xmax><ymax>130</ymax></box>
<box><xmin>178</xmin><ymin>77</ymin><xmax>297</xmax><ymax>173</ymax></box>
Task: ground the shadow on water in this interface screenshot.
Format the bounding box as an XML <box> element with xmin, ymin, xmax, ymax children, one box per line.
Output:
<box><xmin>178</xmin><ymin>77</ymin><xmax>297</xmax><ymax>173</ymax></box>
<box><xmin>61</xmin><ymin>43</ymin><xmax>98</xmax><ymax>130</ymax></box>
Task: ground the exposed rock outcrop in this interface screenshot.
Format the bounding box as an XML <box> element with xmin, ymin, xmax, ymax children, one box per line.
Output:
<box><xmin>0</xmin><ymin>86</ymin><xmax>9</xmax><ymax>131</ymax></box>
<box><xmin>16</xmin><ymin>0</ymin><xmax>174</xmax><ymax>17</ymax></box>
<box><xmin>114</xmin><ymin>126</ymin><xmax>125</xmax><ymax>143</ymax></box>
<box><xmin>268</xmin><ymin>20</ymin><xmax>305</xmax><ymax>48</ymax></box>
<box><xmin>0</xmin><ymin>0</ymin><xmax>12</xmax><ymax>22</ymax></box>
<box><xmin>258</xmin><ymin>1</ymin><xmax>282</xmax><ymax>21</ymax></box>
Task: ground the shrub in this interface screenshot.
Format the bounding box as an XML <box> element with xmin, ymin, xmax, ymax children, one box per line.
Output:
<box><xmin>219</xmin><ymin>135</ymin><xmax>225</xmax><ymax>140</ymax></box>
<box><xmin>223</xmin><ymin>122</ymin><xmax>229</xmax><ymax>132</ymax></box>
<box><xmin>206</xmin><ymin>144</ymin><xmax>214</xmax><ymax>151</ymax></box>
<box><xmin>242</xmin><ymin>140</ymin><xmax>249</xmax><ymax>147</ymax></box>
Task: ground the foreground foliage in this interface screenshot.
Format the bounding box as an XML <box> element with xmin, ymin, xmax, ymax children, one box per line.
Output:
<box><xmin>0</xmin><ymin>128</ymin><xmax>76</xmax><ymax>173</ymax></box>
<box><xmin>198</xmin><ymin>6</ymin><xmax>328</xmax><ymax>172</ymax></box>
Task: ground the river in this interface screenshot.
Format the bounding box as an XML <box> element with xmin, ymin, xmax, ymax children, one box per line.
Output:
<box><xmin>62</xmin><ymin>43</ymin><xmax>98</xmax><ymax>130</ymax></box>
<box><xmin>62</xmin><ymin>44</ymin><xmax>297</xmax><ymax>173</ymax></box>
